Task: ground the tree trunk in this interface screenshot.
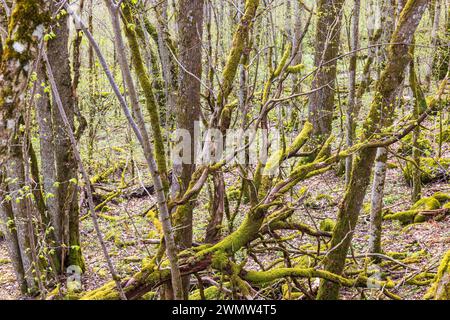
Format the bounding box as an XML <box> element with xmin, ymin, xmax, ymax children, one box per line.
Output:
<box><xmin>367</xmin><ymin>0</ymin><xmax>398</xmax><ymax>259</ymax></box>
<box><xmin>317</xmin><ymin>0</ymin><xmax>429</xmax><ymax>300</ymax></box>
<box><xmin>345</xmin><ymin>0</ymin><xmax>361</xmax><ymax>185</ymax></box>
<box><xmin>47</xmin><ymin>13</ymin><xmax>83</xmax><ymax>270</ymax></box>
<box><xmin>35</xmin><ymin>63</ymin><xmax>62</xmax><ymax>270</ymax></box>
<box><xmin>308</xmin><ymin>0</ymin><xmax>345</xmax><ymax>142</ymax></box>
<box><xmin>368</xmin><ymin>147</ymin><xmax>388</xmax><ymax>256</ymax></box>
<box><xmin>0</xmin><ymin>185</ymin><xmax>27</xmax><ymax>293</ymax></box>
<box><xmin>425</xmin><ymin>0</ymin><xmax>441</xmax><ymax>90</ymax></box>
<box><xmin>174</xmin><ymin>0</ymin><xmax>205</xmax><ymax>297</ymax></box>
<box><xmin>0</xmin><ymin>0</ymin><xmax>50</xmax><ymax>294</ymax></box>
<box><xmin>409</xmin><ymin>43</ymin><xmax>428</xmax><ymax>203</ymax></box>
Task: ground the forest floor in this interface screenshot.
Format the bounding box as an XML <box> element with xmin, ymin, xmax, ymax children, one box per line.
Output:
<box><xmin>0</xmin><ymin>160</ymin><xmax>449</xmax><ymax>300</ymax></box>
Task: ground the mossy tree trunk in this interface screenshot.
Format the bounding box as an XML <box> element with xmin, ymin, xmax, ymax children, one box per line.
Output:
<box><xmin>0</xmin><ymin>0</ymin><xmax>51</xmax><ymax>294</ymax></box>
<box><xmin>308</xmin><ymin>0</ymin><xmax>345</xmax><ymax>143</ymax></box>
<box><xmin>174</xmin><ymin>0</ymin><xmax>205</xmax><ymax>298</ymax></box>
<box><xmin>425</xmin><ymin>0</ymin><xmax>441</xmax><ymax>90</ymax></box>
<box><xmin>47</xmin><ymin>12</ymin><xmax>83</xmax><ymax>270</ymax></box>
<box><xmin>35</xmin><ymin>63</ymin><xmax>62</xmax><ymax>271</ymax></box>
<box><xmin>409</xmin><ymin>43</ymin><xmax>427</xmax><ymax>203</ymax></box>
<box><xmin>0</xmin><ymin>181</ymin><xmax>26</xmax><ymax>293</ymax></box>
<box><xmin>426</xmin><ymin>250</ymin><xmax>450</xmax><ymax>300</ymax></box>
<box><xmin>317</xmin><ymin>0</ymin><xmax>429</xmax><ymax>300</ymax></box>
<box><xmin>121</xmin><ymin>2</ymin><xmax>169</xmax><ymax>190</ymax></box>
<box><xmin>206</xmin><ymin>0</ymin><xmax>259</xmax><ymax>243</ymax></box>
<box><xmin>105</xmin><ymin>0</ymin><xmax>183</xmax><ymax>299</ymax></box>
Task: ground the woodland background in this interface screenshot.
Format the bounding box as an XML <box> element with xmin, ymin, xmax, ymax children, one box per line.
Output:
<box><xmin>0</xmin><ymin>0</ymin><xmax>449</xmax><ymax>300</ymax></box>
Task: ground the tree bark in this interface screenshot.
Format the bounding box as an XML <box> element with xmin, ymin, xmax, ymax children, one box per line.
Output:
<box><xmin>308</xmin><ymin>0</ymin><xmax>345</xmax><ymax>142</ymax></box>
<box><xmin>0</xmin><ymin>0</ymin><xmax>50</xmax><ymax>293</ymax></box>
<box><xmin>47</xmin><ymin>12</ymin><xmax>83</xmax><ymax>270</ymax></box>
<box><xmin>366</xmin><ymin>0</ymin><xmax>398</xmax><ymax>258</ymax></box>
<box><xmin>345</xmin><ymin>0</ymin><xmax>361</xmax><ymax>185</ymax></box>
<box><xmin>368</xmin><ymin>147</ymin><xmax>388</xmax><ymax>256</ymax></box>
<box><xmin>174</xmin><ymin>0</ymin><xmax>204</xmax><ymax>297</ymax></box>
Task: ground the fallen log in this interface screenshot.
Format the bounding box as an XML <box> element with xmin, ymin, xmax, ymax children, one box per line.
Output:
<box><xmin>384</xmin><ymin>194</ymin><xmax>450</xmax><ymax>224</ymax></box>
<box><xmin>90</xmin><ymin>161</ymin><xmax>126</xmax><ymax>185</ymax></box>
<box><xmin>123</xmin><ymin>171</ymin><xmax>173</xmax><ymax>199</ymax></box>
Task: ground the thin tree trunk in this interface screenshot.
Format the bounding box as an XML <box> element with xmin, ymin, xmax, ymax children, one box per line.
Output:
<box><xmin>368</xmin><ymin>146</ymin><xmax>388</xmax><ymax>257</ymax></box>
<box><xmin>410</xmin><ymin>44</ymin><xmax>427</xmax><ymax>203</ymax></box>
<box><xmin>0</xmin><ymin>178</ymin><xmax>27</xmax><ymax>293</ymax></box>
<box><xmin>345</xmin><ymin>0</ymin><xmax>361</xmax><ymax>185</ymax></box>
<box><xmin>67</xmin><ymin>2</ymin><xmax>183</xmax><ymax>300</ymax></box>
<box><xmin>364</xmin><ymin>0</ymin><xmax>398</xmax><ymax>260</ymax></box>
<box><xmin>291</xmin><ymin>0</ymin><xmax>303</xmax><ymax>94</ymax></box>
<box><xmin>426</xmin><ymin>0</ymin><xmax>441</xmax><ymax>90</ymax></box>
<box><xmin>367</xmin><ymin>0</ymin><xmax>403</xmax><ymax>259</ymax></box>
<box><xmin>5</xmin><ymin>133</ymin><xmax>36</xmax><ymax>291</ymax></box>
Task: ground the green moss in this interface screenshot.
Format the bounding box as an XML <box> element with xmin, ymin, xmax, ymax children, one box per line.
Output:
<box><xmin>211</xmin><ymin>250</ymin><xmax>229</xmax><ymax>270</ymax></box>
<box><xmin>286</xmin><ymin>64</ymin><xmax>305</xmax><ymax>74</ymax></box>
<box><xmin>411</xmin><ymin>197</ymin><xmax>441</xmax><ymax>210</ymax></box>
<box><xmin>406</xmin><ymin>272</ymin><xmax>435</xmax><ymax>286</ymax></box>
<box><xmin>403</xmin><ymin>157</ymin><xmax>450</xmax><ymax>184</ymax></box>
<box><xmin>384</xmin><ymin>196</ymin><xmax>441</xmax><ymax>225</ymax></box>
<box><xmin>273</xmin><ymin>44</ymin><xmax>291</xmax><ymax>77</ymax></box>
<box><xmin>320</xmin><ymin>219</ymin><xmax>336</xmax><ymax>232</ymax></box>
<box><xmin>432</xmin><ymin>192</ymin><xmax>450</xmax><ymax>205</ymax></box>
<box><xmin>281</xmin><ymin>284</ymin><xmax>303</xmax><ymax>300</ymax></box>
<box><xmin>384</xmin><ymin>210</ymin><xmax>419</xmax><ymax>224</ymax></box>
<box><xmin>398</xmin><ymin>133</ymin><xmax>432</xmax><ymax>157</ymax></box>
<box><xmin>386</xmin><ymin>252</ymin><xmax>408</xmax><ymax>260</ymax></box>
<box><xmin>424</xmin><ymin>250</ymin><xmax>450</xmax><ymax>300</ymax></box>
<box><xmin>80</xmin><ymin>262</ymin><xmax>171</xmax><ymax>300</ymax></box>
<box><xmin>189</xmin><ymin>286</ymin><xmax>222</xmax><ymax>300</ymax></box>
<box><xmin>242</xmin><ymin>267</ymin><xmax>394</xmax><ymax>289</ymax></box>
<box><xmin>122</xmin><ymin>4</ymin><xmax>168</xmax><ymax>188</ymax></box>
<box><xmin>90</xmin><ymin>161</ymin><xmax>126</xmax><ymax>184</ymax></box>
<box><xmin>288</xmin><ymin>122</ymin><xmax>313</xmax><ymax>155</ymax></box>
<box><xmin>80</xmin><ymin>281</ymin><xmax>121</xmax><ymax>300</ymax></box>
<box><xmin>141</xmin><ymin>291</ymin><xmax>156</xmax><ymax>300</ymax></box>
<box><xmin>68</xmin><ymin>245</ymin><xmax>85</xmax><ymax>272</ymax></box>
<box><xmin>216</xmin><ymin>0</ymin><xmax>259</xmax><ymax>106</ymax></box>
<box><xmin>203</xmin><ymin>206</ymin><xmax>267</xmax><ymax>255</ymax></box>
